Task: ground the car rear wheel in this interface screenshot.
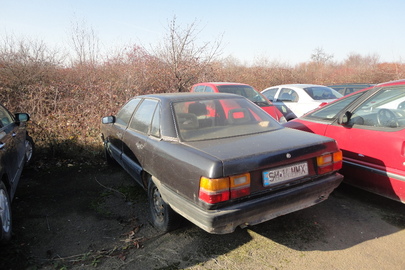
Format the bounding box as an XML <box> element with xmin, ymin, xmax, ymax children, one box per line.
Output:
<box><xmin>0</xmin><ymin>181</ymin><xmax>12</xmax><ymax>243</ymax></box>
<box><xmin>147</xmin><ymin>178</ymin><xmax>180</xmax><ymax>232</ymax></box>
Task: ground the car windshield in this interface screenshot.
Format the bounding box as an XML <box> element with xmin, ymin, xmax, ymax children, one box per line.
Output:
<box><xmin>349</xmin><ymin>86</ymin><xmax>405</xmax><ymax>128</ymax></box>
<box><xmin>216</xmin><ymin>85</ymin><xmax>271</xmax><ymax>106</ymax></box>
<box><xmin>306</xmin><ymin>92</ymin><xmax>365</xmax><ymax>120</ymax></box>
<box><xmin>173</xmin><ymin>97</ymin><xmax>281</xmax><ymax>141</ymax></box>
<box><xmin>304</xmin><ymin>87</ymin><xmax>343</xmax><ymax>100</ymax></box>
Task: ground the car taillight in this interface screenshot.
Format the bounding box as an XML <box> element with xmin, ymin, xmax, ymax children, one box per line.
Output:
<box><xmin>317</xmin><ymin>150</ymin><xmax>343</xmax><ymax>174</ymax></box>
<box><xmin>199</xmin><ymin>173</ymin><xmax>251</xmax><ymax>204</ymax></box>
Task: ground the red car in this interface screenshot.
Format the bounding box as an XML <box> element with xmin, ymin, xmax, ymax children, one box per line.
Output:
<box><xmin>191</xmin><ymin>82</ymin><xmax>286</xmax><ymax>123</ymax></box>
<box><xmin>284</xmin><ymin>79</ymin><xmax>405</xmax><ymax>203</ymax></box>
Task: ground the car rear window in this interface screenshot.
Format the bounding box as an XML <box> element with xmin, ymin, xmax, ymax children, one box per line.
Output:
<box><xmin>304</xmin><ymin>87</ymin><xmax>342</xmax><ymax>100</ymax></box>
<box><xmin>216</xmin><ymin>85</ymin><xmax>271</xmax><ymax>105</ymax></box>
<box><xmin>173</xmin><ymin>97</ymin><xmax>281</xmax><ymax>141</ymax></box>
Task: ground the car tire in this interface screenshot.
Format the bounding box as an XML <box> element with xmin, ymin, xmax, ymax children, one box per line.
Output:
<box><xmin>25</xmin><ymin>135</ymin><xmax>35</xmax><ymax>166</ymax></box>
<box><xmin>0</xmin><ymin>181</ymin><xmax>12</xmax><ymax>243</ymax></box>
<box><xmin>147</xmin><ymin>177</ymin><xmax>180</xmax><ymax>232</ymax></box>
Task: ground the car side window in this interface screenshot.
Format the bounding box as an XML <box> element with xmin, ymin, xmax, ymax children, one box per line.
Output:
<box><xmin>262</xmin><ymin>88</ymin><xmax>278</xmax><ymax>101</ymax></box>
<box><xmin>279</xmin><ymin>88</ymin><xmax>297</xmax><ymax>102</ymax></box>
<box><xmin>204</xmin><ymin>86</ymin><xmax>214</xmax><ymax>92</ymax></box>
<box><xmin>116</xmin><ymin>98</ymin><xmax>141</xmax><ymax>127</ymax></box>
<box><xmin>350</xmin><ymin>87</ymin><xmax>405</xmax><ymax>128</ymax></box>
<box><xmin>193</xmin><ymin>85</ymin><xmax>205</xmax><ymax>92</ymax></box>
<box><xmin>0</xmin><ymin>105</ymin><xmax>14</xmax><ymax>128</ymax></box>
<box><xmin>129</xmin><ymin>99</ymin><xmax>158</xmax><ymax>134</ymax></box>
<box><xmin>150</xmin><ymin>104</ymin><xmax>161</xmax><ymax>137</ymax></box>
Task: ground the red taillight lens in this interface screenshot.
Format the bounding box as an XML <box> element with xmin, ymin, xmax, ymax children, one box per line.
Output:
<box><xmin>199</xmin><ymin>173</ymin><xmax>251</xmax><ymax>204</ymax></box>
<box><xmin>198</xmin><ymin>190</ymin><xmax>230</xmax><ymax>204</ymax></box>
<box><xmin>317</xmin><ymin>150</ymin><xmax>343</xmax><ymax>174</ymax></box>
<box><xmin>230</xmin><ymin>174</ymin><xmax>250</xmax><ymax>199</ymax></box>
<box><xmin>199</xmin><ymin>177</ymin><xmax>229</xmax><ymax>204</ymax></box>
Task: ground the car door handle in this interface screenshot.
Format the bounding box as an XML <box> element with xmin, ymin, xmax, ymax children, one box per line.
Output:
<box><xmin>0</xmin><ymin>143</ymin><xmax>5</xmax><ymax>149</ymax></box>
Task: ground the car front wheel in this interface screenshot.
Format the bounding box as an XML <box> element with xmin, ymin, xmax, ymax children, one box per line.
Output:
<box><xmin>0</xmin><ymin>181</ymin><xmax>12</xmax><ymax>243</ymax></box>
<box><xmin>147</xmin><ymin>177</ymin><xmax>180</xmax><ymax>232</ymax></box>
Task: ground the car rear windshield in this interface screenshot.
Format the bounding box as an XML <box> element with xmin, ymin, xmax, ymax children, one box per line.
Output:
<box><xmin>304</xmin><ymin>86</ymin><xmax>343</xmax><ymax>100</ymax></box>
<box><xmin>216</xmin><ymin>85</ymin><xmax>271</xmax><ymax>105</ymax></box>
<box><xmin>173</xmin><ymin>97</ymin><xmax>281</xmax><ymax>141</ymax></box>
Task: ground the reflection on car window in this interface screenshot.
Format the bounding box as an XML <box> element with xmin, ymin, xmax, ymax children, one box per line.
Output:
<box><xmin>129</xmin><ymin>99</ymin><xmax>158</xmax><ymax>134</ymax></box>
<box><xmin>279</xmin><ymin>88</ymin><xmax>297</xmax><ymax>102</ymax></box>
<box><xmin>262</xmin><ymin>88</ymin><xmax>278</xmax><ymax>101</ymax></box>
<box><xmin>305</xmin><ymin>87</ymin><xmax>342</xmax><ymax>100</ymax></box>
<box><xmin>150</xmin><ymin>104</ymin><xmax>160</xmax><ymax>137</ymax></box>
<box><xmin>350</xmin><ymin>86</ymin><xmax>405</xmax><ymax>128</ymax></box>
<box><xmin>173</xmin><ymin>97</ymin><xmax>280</xmax><ymax>141</ymax></box>
<box><xmin>307</xmin><ymin>92</ymin><xmax>364</xmax><ymax>120</ymax></box>
<box><xmin>116</xmin><ymin>98</ymin><xmax>141</xmax><ymax>126</ymax></box>
<box><xmin>0</xmin><ymin>105</ymin><xmax>14</xmax><ymax>128</ymax></box>
<box><xmin>205</xmin><ymin>86</ymin><xmax>214</xmax><ymax>92</ymax></box>
<box><xmin>193</xmin><ymin>86</ymin><xmax>205</xmax><ymax>92</ymax></box>
<box><xmin>216</xmin><ymin>85</ymin><xmax>270</xmax><ymax>104</ymax></box>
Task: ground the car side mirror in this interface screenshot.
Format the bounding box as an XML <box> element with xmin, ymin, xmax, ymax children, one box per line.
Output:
<box><xmin>102</xmin><ymin>116</ymin><xmax>115</xmax><ymax>124</ymax></box>
<box><xmin>15</xmin><ymin>113</ymin><xmax>30</xmax><ymax>122</ymax></box>
<box><xmin>338</xmin><ymin>111</ymin><xmax>351</xmax><ymax>125</ymax></box>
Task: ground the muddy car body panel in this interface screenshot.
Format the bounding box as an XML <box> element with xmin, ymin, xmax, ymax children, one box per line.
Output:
<box><xmin>101</xmin><ymin>93</ymin><xmax>343</xmax><ymax>234</ymax></box>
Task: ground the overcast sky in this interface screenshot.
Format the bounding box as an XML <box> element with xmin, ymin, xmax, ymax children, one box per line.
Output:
<box><xmin>1</xmin><ymin>0</ymin><xmax>404</xmax><ymax>65</ymax></box>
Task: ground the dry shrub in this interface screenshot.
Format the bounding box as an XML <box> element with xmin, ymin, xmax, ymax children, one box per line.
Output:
<box><xmin>1</xmin><ymin>37</ymin><xmax>405</xmax><ymax>163</ymax></box>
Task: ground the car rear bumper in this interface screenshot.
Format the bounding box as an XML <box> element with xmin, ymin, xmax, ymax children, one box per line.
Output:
<box><xmin>156</xmin><ymin>173</ymin><xmax>343</xmax><ymax>234</ymax></box>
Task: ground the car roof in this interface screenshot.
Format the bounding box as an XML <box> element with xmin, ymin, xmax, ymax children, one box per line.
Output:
<box><xmin>375</xmin><ymin>79</ymin><xmax>405</xmax><ymax>87</ymax></box>
<box><xmin>328</xmin><ymin>83</ymin><xmax>374</xmax><ymax>87</ymax></box>
<box><xmin>264</xmin><ymin>84</ymin><xmax>331</xmax><ymax>89</ymax></box>
<box><xmin>193</xmin><ymin>82</ymin><xmax>250</xmax><ymax>86</ymax></box>
<box><xmin>137</xmin><ymin>92</ymin><xmax>242</xmax><ymax>102</ymax></box>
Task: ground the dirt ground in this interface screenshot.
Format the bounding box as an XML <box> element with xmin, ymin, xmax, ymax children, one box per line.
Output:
<box><xmin>1</xmin><ymin>161</ymin><xmax>405</xmax><ymax>270</ymax></box>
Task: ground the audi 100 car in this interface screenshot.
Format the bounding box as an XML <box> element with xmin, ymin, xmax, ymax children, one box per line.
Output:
<box><xmin>284</xmin><ymin>80</ymin><xmax>405</xmax><ymax>203</ymax></box>
<box><xmin>101</xmin><ymin>92</ymin><xmax>343</xmax><ymax>234</ymax></box>
<box><xmin>191</xmin><ymin>82</ymin><xmax>286</xmax><ymax>123</ymax></box>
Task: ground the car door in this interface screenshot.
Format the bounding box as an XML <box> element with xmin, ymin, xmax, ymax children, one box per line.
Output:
<box><xmin>275</xmin><ymin>87</ymin><xmax>307</xmax><ymax>117</ymax></box>
<box><xmin>108</xmin><ymin>98</ymin><xmax>141</xmax><ymax>165</ymax></box>
<box><xmin>0</xmin><ymin>105</ymin><xmax>25</xmax><ymax>197</ymax></box>
<box><xmin>323</xmin><ymin>87</ymin><xmax>405</xmax><ymax>200</ymax></box>
<box><xmin>122</xmin><ymin>98</ymin><xmax>159</xmax><ymax>186</ymax></box>
<box><xmin>263</xmin><ymin>88</ymin><xmax>295</xmax><ymax>120</ymax></box>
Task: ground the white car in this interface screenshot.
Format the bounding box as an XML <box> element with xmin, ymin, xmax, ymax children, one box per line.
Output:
<box><xmin>261</xmin><ymin>84</ymin><xmax>343</xmax><ymax>120</ymax></box>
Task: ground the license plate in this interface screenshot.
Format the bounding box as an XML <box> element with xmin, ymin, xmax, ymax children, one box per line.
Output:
<box><xmin>263</xmin><ymin>162</ymin><xmax>308</xmax><ymax>186</ymax></box>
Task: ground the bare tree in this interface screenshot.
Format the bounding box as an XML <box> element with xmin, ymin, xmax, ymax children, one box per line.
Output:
<box><xmin>69</xmin><ymin>18</ymin><xmax>100</xmax><ymax>66</ymax></box>
<box><xmin>153</xmin><ymin>16</ymin><xmax>223</xmax><ymax>92</ymax></box>
<box><xmin>311</xmin><ymin>47</ymin><xmax>334</xmax><ymax>64</ymax></box>
<box><xmin>0</xmin><ymin>35</ymin><xmax>63</xmax><ymax>90</ymax></box>
<box><xmin>344</xmin><ymin>53</ymin><xmax>380</xmax><ymax>67</ymax></box>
